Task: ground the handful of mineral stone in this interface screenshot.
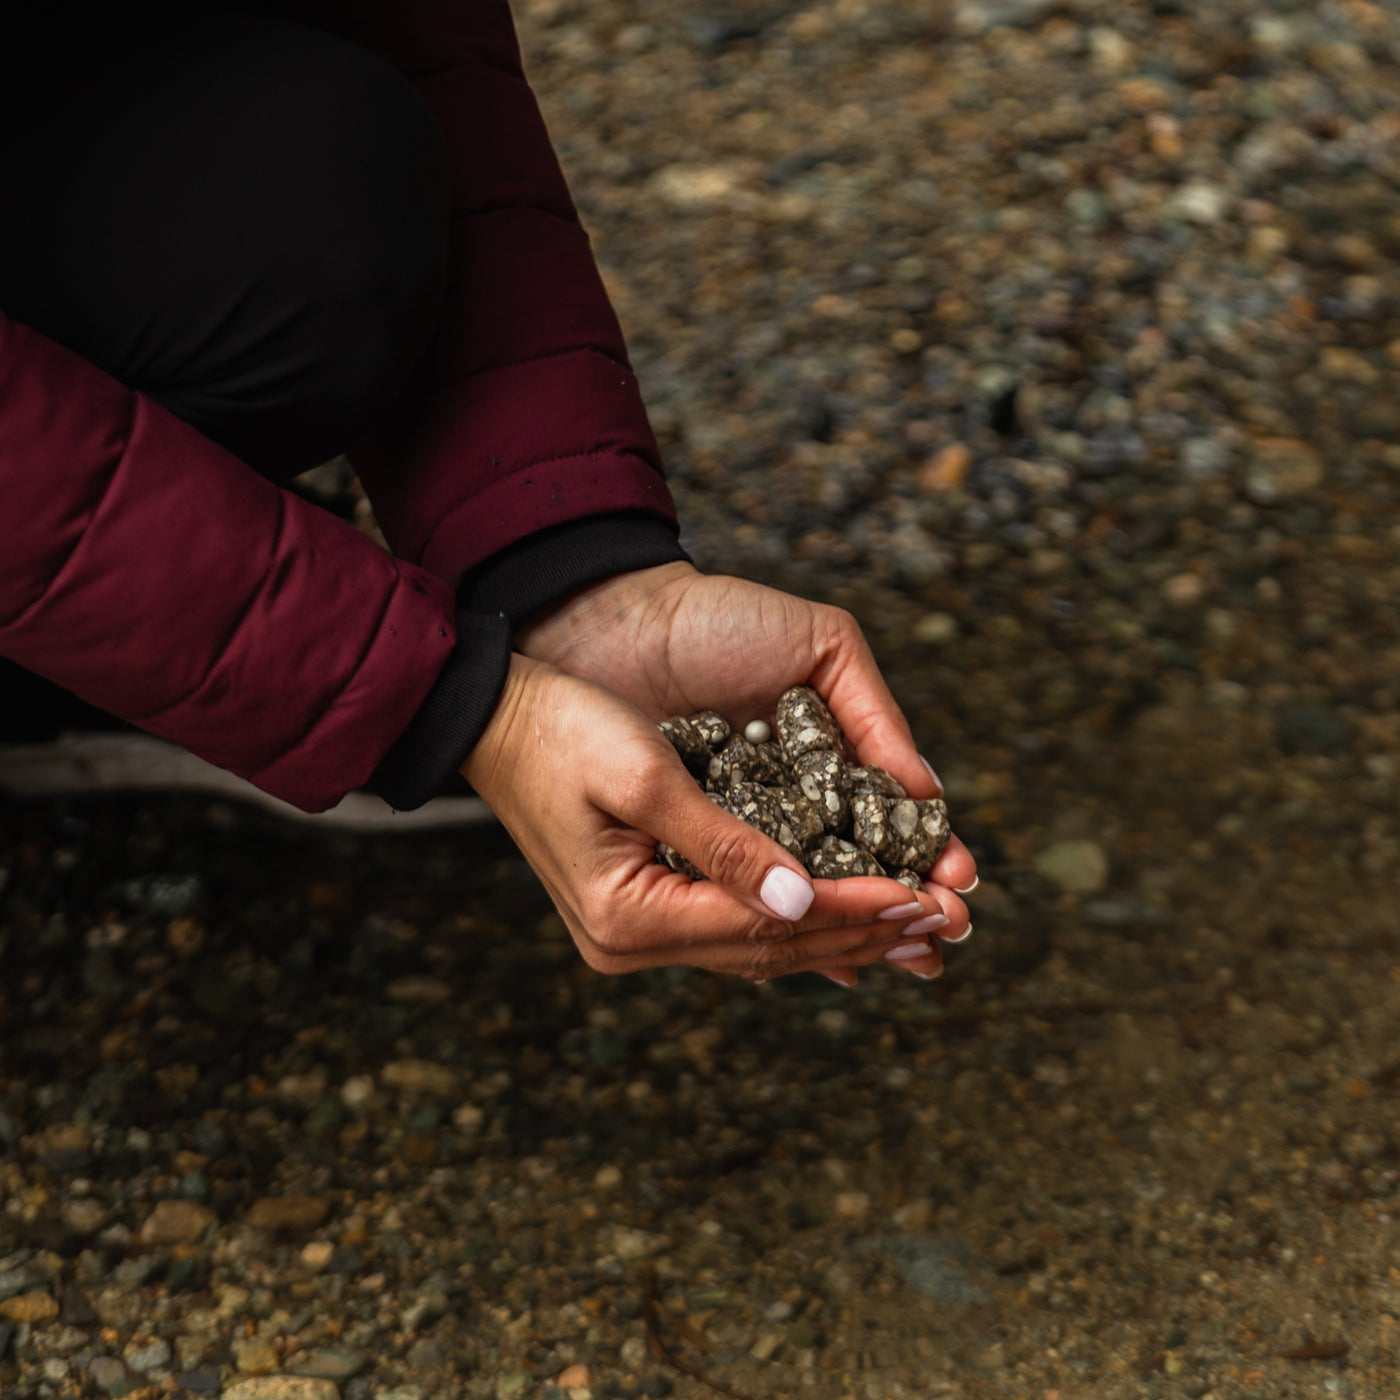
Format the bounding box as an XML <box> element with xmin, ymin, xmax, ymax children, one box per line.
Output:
<box><xmin>656</xmin><ymin>686</ymin><xmax>950</xmax><ymax>890</ymax></box>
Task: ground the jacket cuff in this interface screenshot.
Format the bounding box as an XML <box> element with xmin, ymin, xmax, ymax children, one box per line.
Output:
<box><xmin>458</xmin><ymin>511</ymin><xmax>690</xmax><ymax>628</ymax></box>
<box><xmin>367</xmin><ymin>609</ymin><xmax>512</xmax><ymax>810</ymax></box>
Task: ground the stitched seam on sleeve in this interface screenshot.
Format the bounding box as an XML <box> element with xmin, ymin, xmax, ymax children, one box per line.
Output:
<box><xmin>133</xmin><ymin>477</ymin><xmax>290</xmax><ymax>724</ymax></box>
<box><xmin>0</xmin><ymin>396</ymin><xmax>136</xmax><ymax>633</ymax></box>
<box><xmin>245</xmin><ymin>567</ymin><xmax>408</xmax><ymax>783</ymax></box>
<box><xmin>419</xmin><ymin>446</ymin><xmax>662</xmax><ymax>562</ymax></box>
<box><xmin>433</xmin><ymin>344</ymin><xmax>635</xmax><ymax>393</ymax></box>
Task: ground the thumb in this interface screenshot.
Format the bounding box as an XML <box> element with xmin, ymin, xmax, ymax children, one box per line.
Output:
<box><xmin>618</xmin><ymin>761</ymin><xmax>816</xmax><ymax>923</ymax></box>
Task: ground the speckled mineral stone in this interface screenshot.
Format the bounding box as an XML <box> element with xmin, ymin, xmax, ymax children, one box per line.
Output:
<box><xmin>754</xmin><ymin>740</ymin><xmax>789</xmax><ymax>785</ymax></box>
<box><xmin>808</xmin><ymin>836</ymin><xmax>885</xmax><ymax>879</ymax></box>
<box><xmin>848</xmin><ymin>764</ymin><xmax>907</xmax><ymax>798</ymax></box>
<box><xmin>771</xmin><ymin>786</ymin><xmax>825</xmax><ymax>849</ymax></box>
<box><xmin>883</xmin><ymin>798</ymin><xmax>951</xmax><ymax>871</ymax></box>
<box><xmin>689</xmin><ymin>710</ymin><xmax>731</xmax><ymax>750</ymax></box>
<box><xmin>776</xmin><ymin>686</ymin><xmax>844</xmax><ymax>762</ymax></box>
<box><xmin>658</xmin><ymin>716</ymin><xmax>710</xmax><ymax>777</ymax></box>
<box><xmin>708</xmin><ymin>735</ymin><xmax>787</xmax><ymax>791</ymax></box>
<box><xmin>659</xmin><ymin>686</ymin><xmax>949</xmax><ymax>885</ymax></box>
<box><xmin>791</xmin><ymin>750</ymin><xmax>850</xmax><ymax>831</ymax></box>
<box><xmin>850</xmin><ymin>791</ymin><xmax>892</xmax><ymax>855</ymax></box>
<box><xmin>719</xmin><ymin>782</ymin><xmax>806</xmax><ymax>859</ymax></box>
<box><xmin>657</xmin><ymin>842</ymin><xmax>705</xmax><ymax>879</ymax></box>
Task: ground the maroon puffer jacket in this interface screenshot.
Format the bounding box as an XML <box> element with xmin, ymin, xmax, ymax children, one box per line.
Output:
<box><xmin>0</xmin><ymin>0</ymin><xmax>682</xmax><ymax>812</ymax></box>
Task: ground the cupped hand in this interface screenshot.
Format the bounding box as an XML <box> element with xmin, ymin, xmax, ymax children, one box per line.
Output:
<box><xmin>462</xmin><ymin>653</ymin><xmax>954</xmax><ymax>979</ymax></box>
<box><xmin>516</xmin><ymin>561</ymin><xmax>978</xmax><ymax>888</ymax></box>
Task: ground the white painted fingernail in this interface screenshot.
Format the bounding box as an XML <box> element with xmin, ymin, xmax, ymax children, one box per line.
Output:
<box><xmin>906</xmin><ymin>913</ymin><xmax>950</xmax><ymax>938</ymax></box>
<box><xmin>920</xmin><ymin>755</ymin><xmax>943</xmax><ymax>794</ymax></box>
<box><xmin>879</xmin><ymin>901</ymin><xmax>925</xmax><ymax>920</ymax></box>
<box><xmin>910</xmin><ymin>966</ymin><xmax>943</xmax><ymax>980</ymax></box>
<box><xmin>823</xmin><ymin>972</ymin><xmax>856</xmax><ymax>988</ymax></box>
<box><xmin>942</xmin><ymin>922</ymin><xmax>974</xmax><ymax>944</ymax></box>
<box><xmin>761</xmin><ymin>866</ymin><xmax>814</xmax><ymax>921</ymax></box>
<box><xmin>955</xmin><ymin>875</ymin><xmax>979</xmax><ymax>895</ymax></box>
<box><xmin>884</xmin><ymin>943</ymin><xmax>933</xmax><ymax>963</ymax></box>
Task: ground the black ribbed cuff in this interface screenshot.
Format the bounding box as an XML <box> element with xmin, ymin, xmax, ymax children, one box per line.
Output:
<box><xmin>458</xmin><ymin>511</ymin><xmax>690</xmax><ymax>627</ymax></box>
<box><xmin>367</xmin><ymin>610</ymin><xmax>512</xmax><ymax>810</ymax></box>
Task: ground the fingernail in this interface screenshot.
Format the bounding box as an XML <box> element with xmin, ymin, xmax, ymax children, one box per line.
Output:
<box><xmin>884</xmin><ymin>942</ymin><xmax>933</xmax><ymax>963</ymax></box>
<box><xmin>942</xmin><ymin>922</ymin><xmax>974</xmax><ymax>944</ymax></box>
<box><xmin>905</xmin><ymin>913</ymin><xmax>950</xmax><ymax>938</ymax></box>
<box><xmin>910</xmin><ymin>966</ymin><xmax>944</xmax><ymax>980</ymax></box>
<box><xmin>761</xmin><ymin>866</ymin><xmax>815</xmax><ymax>921</ymax></box>
<box><xmin>823</xmin><ymin>972</ymin><xmax>856</xmax><ymax>989</ymax></box>
<box><xmin>955</xmin><ymin>875</ymin><xmax>979</xmax><ymax>895</ymax></box>
<box><xmin>878</xmin><ymin>901</ymin><xmax>925</xmax><ymax>920</ymax></box>
<box><xmin>920</xmin><ymin>755</ymin><xmax>943</xmax><ymax>795</ymax></box>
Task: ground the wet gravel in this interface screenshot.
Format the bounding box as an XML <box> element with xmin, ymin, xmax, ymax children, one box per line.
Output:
<box><xmin>6</xmin><ymin>0</ymin><xmax>1400</xmax><ymax>1396</ymax></box>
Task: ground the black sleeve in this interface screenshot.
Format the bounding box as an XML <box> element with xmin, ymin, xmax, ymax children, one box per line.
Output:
<box><xmin>458</xmin><ymin>510</ymin><xmax>690</xmax><ymax>626</ymax></box>
<box><xmin>366</xmin><ymin>512</ymin><xmax>690</xmax><ymax>809</ymax></box>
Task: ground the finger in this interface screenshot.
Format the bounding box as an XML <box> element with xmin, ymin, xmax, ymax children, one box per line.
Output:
<box><xmin>593</xmin><ymin>739</ymin><xmax>821</xmax><ymax>924</ymax></box>
<box><xmin>803</xmin><ymin>930</ymin><xmax>946</xmax><ymax>980</ymax></box>
<box><xmin>920</xmin><ymin>884</ymin><xmax>972</xmax><ymax>943</ymax></box>
<box><xmin>927</xmin><ymin>834</ymin><xmax>978</xmax><ymax>894</ymax></box>
<box><xmin>663</xmin><ymin>920</ymin><xmax>943</xmax><ymax>980</ymax></box>
<box><xmin>655</xmin><ymin>867</ymin><xmax>948</xmax><ymax>948</ymax></box>
<box><xmin>803</xmin><ymin>611</ymin><xmax>938</xmax><ymax>798</ymax></box>
<box><xmin>813</xmin><ymin>932</ymin><xmax>948</xmax><ymax>988</ymax></box>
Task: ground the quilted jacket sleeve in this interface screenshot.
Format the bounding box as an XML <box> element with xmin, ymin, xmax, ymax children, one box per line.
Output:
<box><xmin>0</xmin><ymin>311</ymin><xmax>503</xmax><ymax>813</ymax></box>
<box><xmin>317</xmin><ymin>0</ymin><xmax>684</xmax><ymax>586</ymax></box>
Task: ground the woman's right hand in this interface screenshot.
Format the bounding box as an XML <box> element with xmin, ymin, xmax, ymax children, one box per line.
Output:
<box><xmin>461</xmin><ymin>653</ymin><xmax>955</xmax><ymax>980</ymax></box>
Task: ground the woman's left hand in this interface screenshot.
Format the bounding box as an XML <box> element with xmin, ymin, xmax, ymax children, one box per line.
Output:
<box><xmin>515</xmin><ymin>561</ymin><xmax>977</xmax><ymax>980</ymax></box>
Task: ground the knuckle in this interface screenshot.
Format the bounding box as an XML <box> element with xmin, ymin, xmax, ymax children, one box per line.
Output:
<box><xmin>579</xmin><ymin>907</ymin><xmax>634</xmax><ymax>960</ymax></box>
<box><xmin>614</xmin><ymin>752</ymin><xmax>673</xmax><ymax>816</ymax></box>
<box><xmin>703</xmin><ymin>820</ymin><xmax>764</xmax><ymax>889</ymax></box>
<box><xmin>578</xmin><ymin>944</ymin><xmax>630</xmax><ymax>976</ymax></box>
<box><xmin>746</xmin><ymin>943</ymin><xmax>795</xmax><ymax>975</ymax></box>
<box><xmin>819</xmin><ymin>604</ymin><xmax>862</xmax><ymax>647</ymax></box>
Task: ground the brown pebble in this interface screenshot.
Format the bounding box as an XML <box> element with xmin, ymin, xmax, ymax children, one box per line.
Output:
<box><xmin>917</xmin><ymin>442</ymin><xmax>971</xmax><ymax>493</ymax></box>
<box><xmin>138</xmin><ymin>1199</ymin><xmax>216</xmax><ymax>1247</ymax></box>
<box><xmin>222</xmin><ymin>1375</ymin><xmax>340</xmax><ymax>1400</ymax></box>
<box><xmin>0</xmin><ymin>1290</ymin><xmax>59</xmax><ymax>1324</ymax></box>
<box><xmin>246</xmin><ymin>1197</ymin><xmax>330</xmax><ymax>1233</ymax></box>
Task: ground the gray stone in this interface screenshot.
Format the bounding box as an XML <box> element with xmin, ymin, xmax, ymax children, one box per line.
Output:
<box><xmin>87</xmin><ymin>1356</ymin><xmax>131</xmax><ymax>1395</ymax></box>
<box><xmin>127</xmin><ymin>1338</ymin><xmax>171</xmax><ymax>1372</ymax></box>
<box><xmin>953</xmin><ymin>0</ymin><xmax>1057</xmax><ymax>38</ymax></box>
<box><xmin>853</xmin><ymin>1236</ymin><xmax>988</xmax><ymax>1304</ymax></box>
<box><xmin>291</xmin><ymin>1346</ymin><xmax>369</xmax><ymax>1382</ymax></box>
<box><xmin>1032</xmin><ymin>840</ymin><xmax>1109</xmax><ymax>894</ymax></box>
<box><xmin>1244</xmin><ymin>439</ymin><xmax>1324</xmax><ymax>504</ymax></box>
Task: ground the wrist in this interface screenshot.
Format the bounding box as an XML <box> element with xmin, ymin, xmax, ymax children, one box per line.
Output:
<box><xmin>459</xmin><ymin>651</ymin><xmax>546</xmax><ymax>795</ymax></box>
<box><xmin>516</xmin><ymin>561</ymin><xmax>700</xmax><ymax>666</ymax></box>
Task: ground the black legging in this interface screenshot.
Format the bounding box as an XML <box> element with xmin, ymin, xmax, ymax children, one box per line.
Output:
<box><xmin>0</xmin><ymin>6</ymin><xmax>451</xmax><ymax>483</ymax></box>
<box><xmin>1</xmin><ymin>6</ymin><xmax>452</xmax><ymax>734</ymax></box>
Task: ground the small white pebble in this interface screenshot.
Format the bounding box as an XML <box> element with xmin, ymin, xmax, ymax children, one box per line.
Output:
<box><xmin>744</xmin><ymin>719</ymin><xmax>772</xmax><ymax>744</ymax></box>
